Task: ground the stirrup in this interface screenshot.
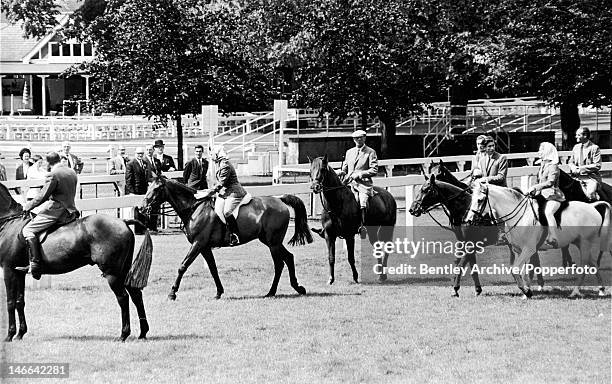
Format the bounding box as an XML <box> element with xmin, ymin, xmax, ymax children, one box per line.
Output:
<box><xmin>358</xmin><ymin>225</ymin><xmax>367</xmax><ymax>239</ymax></box>
<box><xmin>14</xmin><ymin>265</ymin><xmax>30</xmax><ymax>273</ymax></box>
<box><xmin>229</xmin><ymin>233</ymin><xmax>240</xmax><ymax>247</ymax></box>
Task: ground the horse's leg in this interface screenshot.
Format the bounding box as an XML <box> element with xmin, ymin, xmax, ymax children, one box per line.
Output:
<box><xmin>511</xmin><ymin>248</ymin><xmax>538</xmax><ymax>299</ymax></box>
<box><xmin>345</xmin><ymin>236</ymin><xmax>358</xmax><ymax>283</ymax></box>
<box><xmin>105</xmin><ymin>275</ymin><xmax>131</xmax><ymax>341</ymax></box>
<box><xmin>325</xmin><ymin>233</ymin><xmax>337</xmax><ymax>285</ymax></box>
<box><xmin>561</xmin><ymin>246</ymin><xmax>574</xmax><ymax>267</ymax></box>
<box><xmin>14</xmin><ymin>272</ymin><xmax>27</xmax><ymax>340</ymax></box>
<box><xmin>528</xmin><ymin>252</ymin><xmax>545</xmax><ymax>291</ymax></box>
<box><xmin>279</xmin><ymin>246</ymin><xmax>306</xmax><ymax>295</ymax></box>
<box><xmin>3</xmin><ymin>269</ymin><xmax>18</xmax><ymax>342</ymax></box>
<box><xmin>202</xmin><ymin>247</ymin><xmax>224</xmax><ymax>300</ymax></box>
<box><xmin>596</xmin><ymin>250</ymin><xmax>606</xmax><ymax>296</ymax></box>
<box><xmin>125</xmin><ymin>287</ymin><xmax>148</xmax><ymax>339</ymax></box>
<box><xmin>467</xmin><ymin>252</ymin><xmax>482</xmax><ymax>296</ymax></box>
<box><xmin>570</xmin><ymin>242</ymin><xmax>594</xmax><ymax>298</ymax></box>
<box><xmin>265</xmin><ymin>245</ymin><xmax>285</xmax><ymax>297</ymax></box>
<box><xmin>373</xmin><ymin>226</ymin><xmax>393</xmax><ymax>282</ymax></box>
<box><xmin>168</xmin><ymin>242</ymin><xmax>202</xmax><ymax>301</ymax></box>
<box><xmin>452</xmin><ymin>256</ymin><xmax>464</xmax><ymax>297</ymax></box>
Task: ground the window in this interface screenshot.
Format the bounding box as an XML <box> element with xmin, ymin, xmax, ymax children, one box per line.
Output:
<box><xmin>73</xmin><ymin>43</ymin><xmax>81</xmax><ymax>56</ymax></box>
<box><xmin>83</xmin><ymin>44</ymin><xmax>92</xmax><ymax>56</ymax></box>
<box><xmin>50</xmin><ymin>42</ymin><xmax>59</xmax><ymax>57</ymax></box>
<box><xmin>62</xmin><ymin>44</ymin><xmax>71</xmax><ymax>56</ymax></box>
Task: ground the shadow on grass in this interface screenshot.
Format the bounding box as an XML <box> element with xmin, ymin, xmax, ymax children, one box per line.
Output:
<box><xmin>481</xmin><ymin>287</ymin><xmax>611</xmax><ymax>300</ymax></box>
<box><xmin>226</xmin><ymin>291</ymin><xmax>363</xmax><ymax>301</ymax></box>
<box><xmin>53</xmin><ymin>333</ymin><xmax>211</xmax><ymax>342</ymax></box>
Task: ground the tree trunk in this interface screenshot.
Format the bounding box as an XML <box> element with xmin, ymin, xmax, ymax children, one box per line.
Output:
<box><xmin>449</xmin><ymin>85</ymin><xmax>469</xmax><ymax>134</ymax></box>
<box><xmin>379</xmin><ymin>114</ymin><xmax>396</xmax><ymax>159</ymax></box>
<box><xmin>560</xmin><ymin>95</ymin><xmax>580</xmax><ymax>150</ymax></box>
<box><xmin>175</xmin><ymin>114</ymin><xmax>184</xmax><ymax>170</ymax></box>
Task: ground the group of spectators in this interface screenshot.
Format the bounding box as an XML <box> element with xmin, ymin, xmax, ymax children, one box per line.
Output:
<box><xmin>0</xmin><ymin>142</ymin><xmax>83</xmax><ymax>202</ymax></box>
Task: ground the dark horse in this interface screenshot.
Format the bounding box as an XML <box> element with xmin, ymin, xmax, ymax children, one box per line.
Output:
<box><xmin>139</xmin><ymin>176</ymin><xmax>313</xmax><ymax>300</ymax></box>
<box><xmin>0</xmin><ymin>183</ymin><xmax>151</xmax><ymax>341</ymax></box>
<box><xmin>409</xmin><ymin>167</ymin><xmax>546</xmax><ymax>296</ymax></box>
<box><xmin>309</xmin><ymin>155</ymin><xmax>397</xmax><ymax>284</ymax></box>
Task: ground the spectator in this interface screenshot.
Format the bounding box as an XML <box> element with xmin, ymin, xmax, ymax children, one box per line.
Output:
<box><xmin>15</xmin><ymin>147</ymin><xmax>32</xmax><ymax>195</ymax></box>
<box><xmin>118</xmin><ymin>144</ymin><xmax>130</xmax><ymax>165</ymax></box>
<box><xmin>61</xmin><ymin>141</ymin><xmax>84</xmax><ymax>174</ymax></box>
<box><xmin>125</xmin><ymin>147</ymin><xmax>148</xmax><ymax>234</ymax></box>
<box><xmin>0</xmin><ymin>152</ymin><xmax>6</xmax><ymax>181</ymax></box>
<box><xmin>183</xmin><ymin>144</ymin><xmax>209</xmax><ymax>190</ymax></box>
<box><xmin>144</xmin><ymin>144</ymin><xmax>161</xmax><ymax>180</ymax></box>
<box><xmin>107</xmin><ymin>145</ymin><xmax>126</xmax><ymax>175</ymax></box>
<box><xmin>154</xmin><ymin>139</ymin><xmax>176</xmax><ymax>172</ymax></box>
<box><xmin>25</xmin><ymin>154</ymin><xmax>47</xmax><ymax>201</ymax></box>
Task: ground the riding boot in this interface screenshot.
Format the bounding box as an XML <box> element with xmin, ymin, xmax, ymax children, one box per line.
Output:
<box><xmin>225</xmin><ymin>215</ymin><xmax>240</xmax><ymax>246</ymax></box>
<box><xmin>358</xmin><ymin>208</ymin><xmax>367</xmax><ymax>239</ymax></box>
<box><xmin>27</xmin><ymin>238</ymin><xmax>43</xmax><ymax>280</ymax></box>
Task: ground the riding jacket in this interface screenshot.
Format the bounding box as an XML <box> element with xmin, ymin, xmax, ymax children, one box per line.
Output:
<box><xmin>533</xmin><ymin>162</ymin><xmax>565</xmax><ymax>202</ymax></box>
<box><xmin>23</xmin><ymin>163</ymin><xmax>79</xmax><ymax>223</ymax></box>
<box><xmin>569</xmin><ymin>140</ymin><xmax>601</xmax><ymax>182</ymax></box>
<box><xmin>341</xmin><ymin>145</ymin><xmax>378</xmax><ymax>187</ymax></box>
<box><xmin>471</xmin><ymin>152</ymin><xmax>508</xmax><ymax>187</ymax></box>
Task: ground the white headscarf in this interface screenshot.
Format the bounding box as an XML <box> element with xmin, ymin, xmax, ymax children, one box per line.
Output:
<box><xmin>209</xmin><ymin>145</ymin><xmax>227</xmax><ymax>163</ymax></box>
<box><xmin>538</xmin><ymin>142</ymin><xmax>559</xmax><ymax>164</ymax></box>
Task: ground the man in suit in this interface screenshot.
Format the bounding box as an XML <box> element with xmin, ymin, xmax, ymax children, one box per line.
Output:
<box><xmin>16</xmin><ymin>152</ymin><xmax>79</xmax><ymax>279</ymax></box>
<box><xmin>144</xmin><ymin>144</ymin><xmax>162</xmax><ymax>181</ymax></box>
<box><xmin>183</xmin><ymin>144</ymin><xmax>209</xmax><ymax>190</ymax></box>
<box><xmin>61</xmin><ymin>141</ymin><xmax>84</xmax><ymax>174</ymax></box>
<box><xmin>569</xmin><ymin>127</ymin><xmax>601</xmax><ymax>201</ymax></box>
<box><xmin>107</xmin><ymin>145</ymin><xmax>126</xmax><ymax>175</ymax></box>
<box><xmin>471</xmin><ymin>136</ymin><xmax>508</xmax><ymax>187</ymax></box>
<box><xmin>338</xmin><ymin>130</ymin><xmax>378</xmax><ymax>238</ymax></box>
<box><xmin>125</xmin><ymin>147</ymin><xmax>149</xmax><ymax>234</ymax></box>
<box><xmin>470</xmin><ymin>135</ymin><xmax>488</xmax><ymax>179</ymax></box>
<box><xmin>153</xmin><ymin>139</ymin><xmax>176</xmax><ymax>172</ymax></box>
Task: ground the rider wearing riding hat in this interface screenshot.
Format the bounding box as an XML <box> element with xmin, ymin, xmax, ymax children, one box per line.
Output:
<box><xmin>569</xmin><ymin>127</ymin><xmax>601</xmax><ymax>201</ymax></box>
<box><xmin>338</xmin><ymin>129</ymin><xmax>378</xmax><ymax>237</ymax></box>
<box><xmin>209</xmin><ymin>145</ymin><xmax>246</xmax><ymax>246</ymax></box>
<box><xmin>471</xmin><ymin>135</ymin><xmax>508</xmax><ymax>187</ymax></box>
<box><xmin>528</xmin><ymin>142</ymin><xmax>565</xmax><ymax>247</ymax></box>
<box><xmin>16</xmin><ymin>152</ymin><xmax>79</xmax><ymax>279</ymax></box>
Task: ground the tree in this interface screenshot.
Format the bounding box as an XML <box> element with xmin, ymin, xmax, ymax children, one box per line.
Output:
<box><xmin>487</xmin><ymin>0</ymin><xmax>612</xmax><ymax>148</ymax></box>
<box><xmin>69</xmin><ymin>0</ymin><xmax>274</xmax><ymax>168</ymax></box>
<box><xmin>1</xmin><ymin>0</ymin><xmax>60</xmax><ymax>38</ymax></box>
<box><xmin>257</xmin><ymin>0</ymin><xmax>446</xmax><ymax>158</ymax></box>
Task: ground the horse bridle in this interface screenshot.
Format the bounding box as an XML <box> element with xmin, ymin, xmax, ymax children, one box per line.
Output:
<box><xmin>310</xmin><ymin>164</ymin><xmax>352</xmax><ymax>215</ymax></box>
<box><xmin>468</xmin><ymin>184</ymin><xmax>535</xmax><ymax>235</ymax></box>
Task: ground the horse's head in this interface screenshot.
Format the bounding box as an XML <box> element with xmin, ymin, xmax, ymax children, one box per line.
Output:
<box><xmin>465</xmin><ymin>180</ymin><xmax>488</xmax><ymax>224</ymax></box>
<box><xmin>139</xmin><ymin>175</ymin><xmax>167</xmax><ymax>215</ymax></box>
<box><xmin>409</xmin><ymin>174</ymin><xmax>442</xmax><ymax>217</ymax></box>
<box><xmin>310</xmin><ymin>155</ymin><xmax>329</xmax><ymax>194</ymax></box>
<box><xmin>0</xmin><ymin>183</ymin><xmax>22</xmax><ymax>216</ymax></box>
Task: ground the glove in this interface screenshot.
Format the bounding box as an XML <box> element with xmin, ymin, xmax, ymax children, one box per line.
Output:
<box><xmin>527</xmin><ymin>187</ymin><xmax>537</xmax><ymax>197</ymax></box>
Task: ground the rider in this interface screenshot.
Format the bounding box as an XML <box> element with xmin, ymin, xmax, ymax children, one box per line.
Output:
<box><xmin>471</xmin><ymin>136</ymin><xmax>508</xmax><ymax>186</ymax></box>
<box><xmin>470</xmin><ymin>134</ymin><xmax>488</xmax><ymax>179</ymax></box>
<box><xmin>209</xmin><ymin>145</ymin><xmax>246</xmax><ymax>247</ymax></box>
<box><xmin>338</xmin><ymin>129</ymin><xmax>378</xmax><ymax>238</ymax></box>
<box><xmin>16</xmin><ymin>152</ymin><xmax>79</xmax><ymax>279</ymax></box>
<box><xmin>569</xmin><ymin>127</ymin><xmax>601</xmax><ymax>201</ymax></box>
<box><xmin>528</xmin><ymin>142</ymin><xmax>565</xmax><ymax>247</ymax></box>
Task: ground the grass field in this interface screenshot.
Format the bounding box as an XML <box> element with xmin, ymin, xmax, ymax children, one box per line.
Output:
<box><xmin>2</xmin><ymin>214</ymin><xmax>611</xmax><ymax>384</ymax></box>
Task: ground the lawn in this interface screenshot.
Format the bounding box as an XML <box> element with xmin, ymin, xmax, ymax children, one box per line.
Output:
<box><xmin>1</xmin><ymin>214</ymin><xmax>610</xmax><ymax>384</ymax></box>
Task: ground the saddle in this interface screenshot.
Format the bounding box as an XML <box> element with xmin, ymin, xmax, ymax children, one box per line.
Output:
<box><xmin>18</xmin><ymin>212</ymin><xmax>80</xmax><ymax>245</ymax></box>
<box><xmin>534</xmin><ymin>195</ymin><xmax>569</xmax><ymax>227</ymax></box>
<box><xmin>214</xmin><ymin>194</ymin><xmax>253</xmax><ymax>224</ymax></box>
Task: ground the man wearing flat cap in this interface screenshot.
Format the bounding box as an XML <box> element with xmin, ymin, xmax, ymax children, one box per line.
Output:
<box><xmin>153</xmin><ymin>139</ymin><xmax>176</xmax><ymax>172</ymax></box>
<box><xmin>339</xmin><ymin>130</ymin><xmax>378</xmax><ymax>237</ymax></box>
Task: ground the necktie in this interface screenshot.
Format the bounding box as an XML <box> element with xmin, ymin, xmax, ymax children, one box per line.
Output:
<box><xmin>579</xmin><ymin>144</ymin><xmax>584</xmax><ymax>165</ymax></box>
<box><xmin>68</xmin><ymin>155</ymin><xmax>74</xmax><ymax>169</ymax></box>
<box><xmin>138</xmin><ymin>160</ymin><xmax>143</xmax><ymax>169</ymax></box>
<box><xmin>149</xmin><ymin>157</ymin><xmax>156</xmax><ymax>172</ymax></box>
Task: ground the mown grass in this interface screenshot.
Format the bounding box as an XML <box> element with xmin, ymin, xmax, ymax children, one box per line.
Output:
<box><xmin>2</xmin><ymin>216</ymin><xmax>611</xmax><ymax>384</ymax></box>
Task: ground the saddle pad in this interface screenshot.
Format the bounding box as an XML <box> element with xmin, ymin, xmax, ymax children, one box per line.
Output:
<box><xmin>215</xmin><ymin>194</ymin><xmax>253</xmax><ymax>224</ymax></box>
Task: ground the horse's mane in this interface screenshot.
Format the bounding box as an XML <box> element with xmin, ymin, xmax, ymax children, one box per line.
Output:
<box><xmin>166</xmin><ymin>179</ymin><xmax>215</xmax><ymax>209</ymax></box>
<box><xmin>313</xmin><ymin>157</ymin><xmax>343</xmax><ymax>187</ymax></box>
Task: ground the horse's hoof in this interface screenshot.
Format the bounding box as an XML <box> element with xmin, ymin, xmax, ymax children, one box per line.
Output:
<box><xmin>214</xmin><ymin>294</ymin><xmax>222</xmax><ymax>300</ymax></box>
<box><xmin>537</xmin><ymin>285</ymin><xmax>544</xmax><ymax>292</ymax></box>
<box><xmin>377</xmin><ymin>274</ymin><xmax>387</xmax><ymax>283</ymax></box>
<box><xmin>569</xmin><ymin>291</ymin><xmax>584</xmax><ymax>298</ymax></box>
<box><xmin>327</xmin><ymin>277</ymin><xmax>334</xmax><ymax>285</ymax></box>
<box><xmin>4</xmin><ymin>336</ymin><xmax>13</xmax><ymax>342</ymax></box>
<box><xmin>118</xmin><ymin>335</ymin><xmax>129</xmax><ymax>342</ymax></box>
<box><xmin>138</xmin><ymin>334</ymin><xmax>147</xmax><ymax>340</ymax></box>
<box><xmin>168</xmin><ymin>292</ymin><xmax>177</xmax><ymax>301</ymax></box>
<box><xmin>352</xmin><ymin>272</ymin><xmax>359</xmax><ymax>284</ymax></box>
<box><xmin>525</xmin><ymin>289</ymin><xmax>533</xmax><ymax>298</ymax></box>
<box><xmin>297</xmin><ymin>286</ymin><xmax>307</xmax><ymax>295</ymax></box>
<box><xmin>264</xmin><ymin>292</ymin><xmax>276</xmax><ymax>298</ymax></box>
<box><xmin>598</xmin><ymin>287</ymin><xmax>606</xmax><ymax>296</ymax></box>
<box><xmin>14</xmin><ymin>334</ymin><xmax>24</xmax><ymax>341</ymax></box>
<box><xmin>475</xmin><ymin>286</ymin><xmax>482</xmax><ymax>296</ymax></box>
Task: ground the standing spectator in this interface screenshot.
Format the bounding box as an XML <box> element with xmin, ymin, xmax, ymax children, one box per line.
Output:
<box><xmin>118</xmin><ymin>144</ymin><xmax>130</xmax><ymax>166</ymax></box>
<box><xmin>0</xmin><ymin>152</ymin><xmax>7</xmax><ymax>181</ymax></box>
<box><xmin>144</xmin><ymin>144</ymin><xmax>161</xmax><ymax>180</ymax></box>
<box><xmin>107</xmin><ymin>145</ymin><xmax>126</xmax><ymax>175</ymax></box>
<box><xmin>25</xmin><ymin>154</ymin><xmax>47</xmax><ymax>201</ymax></box>
<box><xmin>61</xmin><ymin>141</ymin><xmax>84</xmax><ymax>174</ymax></box>
<box><xmin>15</xmin><ymin>147</ymin><xmax>32</xmax><ymax>196</ymax></box>
<box><xmin>125</xmin><ymin>147</ymin><xmax>148</xmax><ymax>234</ymax></box>
<box><xmin>154</xmin><ymin>139</ymin><xmax>176</xmax><ymax>172</ymax></box>
<box><xmin>183</xmin><ymin>144</ymin><xmax>209</xmax><ymax>190</ymax></box>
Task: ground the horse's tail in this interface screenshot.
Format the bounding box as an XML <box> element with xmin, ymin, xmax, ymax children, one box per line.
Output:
<box><xmin>280</xmin><ymin>194</ymin><xmax>314</xmax><ymax>246</ymax></box>
<box><xmin>123</xmin><ymin>220</ymin><xmax>153</xmax><ymax>289</ymax></box>
<box><xmin>592</xmin><ymin>202</ymin><xmax>612</xmax><ymax>259</ymax></box>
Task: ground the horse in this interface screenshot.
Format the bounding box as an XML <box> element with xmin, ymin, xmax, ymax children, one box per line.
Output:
<box><xmin>309</xmin><ymin>155</ymin><xmax>397</xmax><ymax>284</ymax></box>
<box><xmin>138</xmin><ymin>176</ymin><xmax>313</xmax><ymax>300</ymax></box>
<box><xmin>408</xmin><ymin>174</ymin><xmax>547</xmax><ymax>296</ymax></box>
<box><xmin>0</xmin><ymin>183</ymin><xmax>151</xmax><ymax>341</ymax></box>
<box><xmin>465</xmin><ymin>181</ymin><xmax>611</xmax><ymax>298</ymax></box>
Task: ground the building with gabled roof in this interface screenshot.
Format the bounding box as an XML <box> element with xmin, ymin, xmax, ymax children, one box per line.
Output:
<box><xmin>0</xmin><ymin>0</ymin><xmax>93</xmax><ymax>116</ymax></box>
